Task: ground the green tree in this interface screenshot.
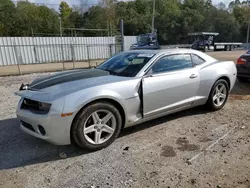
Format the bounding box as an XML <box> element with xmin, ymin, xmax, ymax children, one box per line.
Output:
<box><xmin>12</xmin><ymin>1</ymin><xmax>60</xmax><ymax>36</ymax></box>
<box><xmin>14</xmin><ymin>1</ymin><xmax>40</xmax><ymax>36</ymax></box>
<box><xmin>232</xmin><ymin>3</ymin><xmax>250</xmax><ymax>41</ymax></box>
<box><xmin>36</xmin><ymin>6</ymin><xmax>60</xmax><ymax>34</ymax></box>
<box><xmin>59</xmin><ymin>1</ymin><xmax>72</xmax><ymax>28</ymax></box>
<box><xmin>0</xmin><ymin>0</ymin><xmax>16</xmax><ymax>36</ymax></box>
<box><xmin>0</xmin><ymin>0</ymin><xmax>248</xmax><ymax>43</ymax></box>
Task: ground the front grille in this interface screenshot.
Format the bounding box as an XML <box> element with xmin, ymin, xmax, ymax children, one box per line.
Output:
<box><xmin>21</xmin><ymin>121</ymin><xmax>35</xmax><ymax>132</ymax></box>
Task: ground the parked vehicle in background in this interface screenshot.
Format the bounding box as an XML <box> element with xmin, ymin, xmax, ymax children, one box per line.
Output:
<box><xmin>15</xmin><ymin>49</ymin><xmax>237</xmax><ymax>151</ymax></box>
<box><xmin>189</xmin><ymin>32</ymin><xmax>242</xmax><ymax>52</ymax></box>
<box><xmin>130</xmin><ymin>32</ymin><xmax>242</xmax><ymax>52</ymax></box>
<box><xmin>130</xmin><ymin>32</ymin><xmax>190</xmax><ymax>50</ymax></box>
<box><xmin>236</xmin><ymin>50</ymin><xmax>250</xmax><ymax>82</ymax></box>
<box><xmin>130</xmin><ymin>33</ymin><xmax>161</xmax><ymax>50</ymax></box>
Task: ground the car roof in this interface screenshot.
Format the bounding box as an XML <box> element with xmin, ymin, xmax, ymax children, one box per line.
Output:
<box><xmin>124</xmin><ymin>48</ymin><xmax>217</xmax><ymax>63</ymax></box>
<box><xmin>125</xmin><ymin>48</ymin><xmax>200</xmax><ymax>55</ymax></box>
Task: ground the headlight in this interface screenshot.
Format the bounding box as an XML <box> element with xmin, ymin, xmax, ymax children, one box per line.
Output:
<box><xmin>38</xmin><ymin>102</ymin><xmax>51</xmax><ymax>112</ymax></box>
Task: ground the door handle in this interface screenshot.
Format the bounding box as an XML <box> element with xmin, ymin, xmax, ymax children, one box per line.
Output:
<box><xmin>190</xmin><ymin>73</ymin><xmax>198</xmax><ymax>79</ymax></box>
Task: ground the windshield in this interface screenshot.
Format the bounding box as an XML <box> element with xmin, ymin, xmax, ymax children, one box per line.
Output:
<box><xmin>97</xmin><ymin>52</ymin><xmax>155</xmax><ymax>77</ymax></box>
<box><xmin>247</xmin><ymin>50</ymin><xmax>250</xmax><ymax>54</ymax></box>
<box><xmin>137</xmin><ymin>35</ymin><xmax>149</xmax><ymax>44</ymax></box>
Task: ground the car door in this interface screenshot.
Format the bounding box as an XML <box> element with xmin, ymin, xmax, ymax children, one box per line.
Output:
<box><xmin>142</xmin><ymin>53</ymin><xmax>200</xmax><ymax>117</ymax></box>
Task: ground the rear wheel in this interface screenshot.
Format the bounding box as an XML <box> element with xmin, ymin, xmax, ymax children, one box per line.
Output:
<box><xmin>72</xmin><ymin>102</ymin><xmax>122</xmax><ymax>151</ymax></box>
<box><xmin>204</xmin><ymin>45</ymin><xmax>209</xmax><ymax>52</ymax></box>
<box><xmin>206</xmin><ymin>79</ymin><xmax>229</xmax><ymax>111</ymax></box>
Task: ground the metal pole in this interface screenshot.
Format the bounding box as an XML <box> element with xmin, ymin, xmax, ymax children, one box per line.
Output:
<box><xmin>13</xmin><ymin>41</ymin><xmax>21</xmax><ymax>75</ymax></box>
<box><xmin>120</xmin><ymin>19</ymin><xmax>124</xmax><ymax>52</ymax></box>
<box><xmin>151</xmin><ymin>0</ymin><xmax>156</xmax><ymax>33</ymax></box>
<box><xmin>109</xmin><ymin>44</ymin><xmax>112</xmax><ymax>57</ymax></box>
<box><xmin>246</xmin><ymin>0</ymin><xmax>250</xmax><ymax>50</ymax></box>
<box><xmin>247</xmin><ymin>21</ymin><xmax>250</xmax><ymax>50</ymax></box>
<box><xmin>31</xmin><ymin>28</ymin><xmax>38</xmax><ymax>63</ymax></box>
<box><xmin>59</xmin><ymin>17</ymin><xmax>65</xmax><ymax>70</ymax></box>
<box><xmin>87</xmin><ymin>45</ymin><xmax>90</xmax><ymax>67</ymax></box>
<box><xmin>107</xmin><ymin>21</ymin><xmax>110</xmax><ymax>37</ymax></box>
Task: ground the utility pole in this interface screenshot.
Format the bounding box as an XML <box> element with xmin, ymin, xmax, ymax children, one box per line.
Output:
<box><xmin>247</xmin><ymin>21</ymin><xmax>250</xmax><ymax>50</ymax></box>
<box><xmin>120</xmin><ymin>19</ymin><xmax>124</xmax><ymax>52</ymax></box>
<box><xmin>59</xmin><ymin>17</ymin><xmax>62</xmax><ymax>38</ymax></box>
<box><xmin>59</xmin><ymin>17</ymin><xmax>65</xmax><ymax>69</ymax></box>
<box><xmin>151</xmin><ymin>0</ymin><xmax>156</xmax><ymax>33</ymax></box>
<box><xmin>247</xmin><ymin>0</ymin><xmax>250</xmax><ymax>50</ymax></box>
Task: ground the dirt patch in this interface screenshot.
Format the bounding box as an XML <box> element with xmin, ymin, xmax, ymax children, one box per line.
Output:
<box><xmin>161</xmin><ymin>145</ymin><xmax>176</xmax><ymax>157</ymax></box>
<box><xmin>229</xmin><ymin>95</ymin><xmax>250</xmax><ymax>100</ymax></box>
<box><xmin>178</xmin><ymin>144</ymin><xmax>199</xmax><ymax>151</ymax></box>
<box><xmin>199</xmin><ymin>137</ymin><xmax>213</xmax><ymax>143</ymax></box>
<box><xmin>176</xmin><ymin>137</ymin><xmax>199</xmax><ymax>151</ymax></box>
<box><xmin>176</xmin><ymin>137</ymin><xmax>189</xmax><ymax>145</ymax></box>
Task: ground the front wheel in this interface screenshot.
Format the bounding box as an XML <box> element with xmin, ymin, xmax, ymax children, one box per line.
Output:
<box><xmin>206</xmin><ymin>79</ymin><xmax>229</xmax><ymax>111</ymax></box>
<box><xmin>72</xmin><ymin>102</ymin><xmax>122</xmax><ymax>151</ymax></box>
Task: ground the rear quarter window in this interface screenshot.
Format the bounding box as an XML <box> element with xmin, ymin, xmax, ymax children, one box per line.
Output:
<box><xmin>191</xmin><ymin>54</ymin><xmax>206</xmax><ymax>66</ymax></box>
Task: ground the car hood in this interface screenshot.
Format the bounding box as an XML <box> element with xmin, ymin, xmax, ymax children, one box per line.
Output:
<box><xmin>15</xmin><ymin>69</ymin><xmax>132</xmax><ymax>102</ymax></box>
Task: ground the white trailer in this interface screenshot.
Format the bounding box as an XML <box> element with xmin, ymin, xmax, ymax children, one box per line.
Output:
<box><xmin>188</xmin><ymin>32</ymin><xmax>242</xmax><ymax>52</ymax></box>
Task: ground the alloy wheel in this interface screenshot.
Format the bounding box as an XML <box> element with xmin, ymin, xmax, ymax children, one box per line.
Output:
<box><xmin>83</xmin><ymin>110</ymin><xmax>116</xmax><ymax>145</ymax></box>
<box><xmin>212</xmin><ymin>83</ymin><xmax>227</xmax><ymax>107</ymax></box>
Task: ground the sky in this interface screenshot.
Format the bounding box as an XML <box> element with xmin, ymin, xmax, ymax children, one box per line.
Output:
<box><xmin>28</xmin><ymin>0</ymin><xmax>233</xmax><ymax>6</ymax></box>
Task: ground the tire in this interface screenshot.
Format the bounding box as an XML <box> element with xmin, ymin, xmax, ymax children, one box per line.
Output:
<box><xmin>214</xmin><ymin>46</ymin><xmax>217</xmax><ymax>51</ymax></box>
<box><xmin>204</xmin><ymin>45</ymin><xmax>208</xmax><ymax>52</ymax></box>
<box><xmin>238</xmin><ymin>77</ymin><xmax>249</xmax><ymax>82</ymax></box>
<box><xmin>206</xmin><ymin>79</ymin><xmax>229</xmax><ymax>111</ymax></box>
<box><xmin>71</xmin><ymin>101</ymin><xmax>122</xmax><ymax>151</ymax></box>
<box><xmin>225</xmin><ymin>45</ymin><xmax>230</xmax><ymax>51</ymax></box>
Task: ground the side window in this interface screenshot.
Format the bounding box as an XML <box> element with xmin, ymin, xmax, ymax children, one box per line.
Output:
<box><xmin>191</xmin><ymin>54</ymin><xmax>205</xmax><ymax>66</ymax></box>
<box><xmin>151</xmin><ymin>54</ymin><xmax>192</xmax><ymax>74</ymax></box>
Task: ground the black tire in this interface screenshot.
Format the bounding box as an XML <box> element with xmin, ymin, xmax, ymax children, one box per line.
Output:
<box><xmin>238</xmin><ymin>77</ymin><xmax>249</xmax><ymax>82</ymax></box>
<box><xmin>206</xmin><ymin>79</ymin><xmax>229</xmax><ymax>111</ymax></box>
<box><xmin>71</xmin><ymin>101</ymin><xmax>122</xmax><ymax>151</ymax></box>
<box><xmin>204</xmin><ymin>45</ymin><xmax>208</xmax><ymax>52</ymax></box>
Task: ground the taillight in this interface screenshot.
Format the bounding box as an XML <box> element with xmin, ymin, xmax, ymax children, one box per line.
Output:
<box><xmin>237</xmin><ymin>57</ymin><xmax>246</xmax><ymax>65</ymax></box>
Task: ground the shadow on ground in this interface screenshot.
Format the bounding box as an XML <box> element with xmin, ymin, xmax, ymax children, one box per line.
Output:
<box><xmin>0</xmin><ymin>106</ymin><xmax>209</xmax><ymax>170</ymax></box>
<box><xmin>0</xmin><ymin>118</ymin><xmax>87</xmax><ymax>170</ymax></box>
<box><xmin>231</xmin><ymin>79</ymin><xmax>250</xmax><ymax>95</ymax></box>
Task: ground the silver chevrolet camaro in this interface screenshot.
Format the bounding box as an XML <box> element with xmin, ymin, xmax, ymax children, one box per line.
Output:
<box><xmin>15</xmin><ymin>49</ymin><xmax>237</xmax><ymax>150</ymax></box>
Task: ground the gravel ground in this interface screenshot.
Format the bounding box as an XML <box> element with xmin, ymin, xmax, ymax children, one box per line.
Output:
<box><xmin>0</xmin><ymin>69</ymin><xmax>250</xmax><ymax>188</ymax></box>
